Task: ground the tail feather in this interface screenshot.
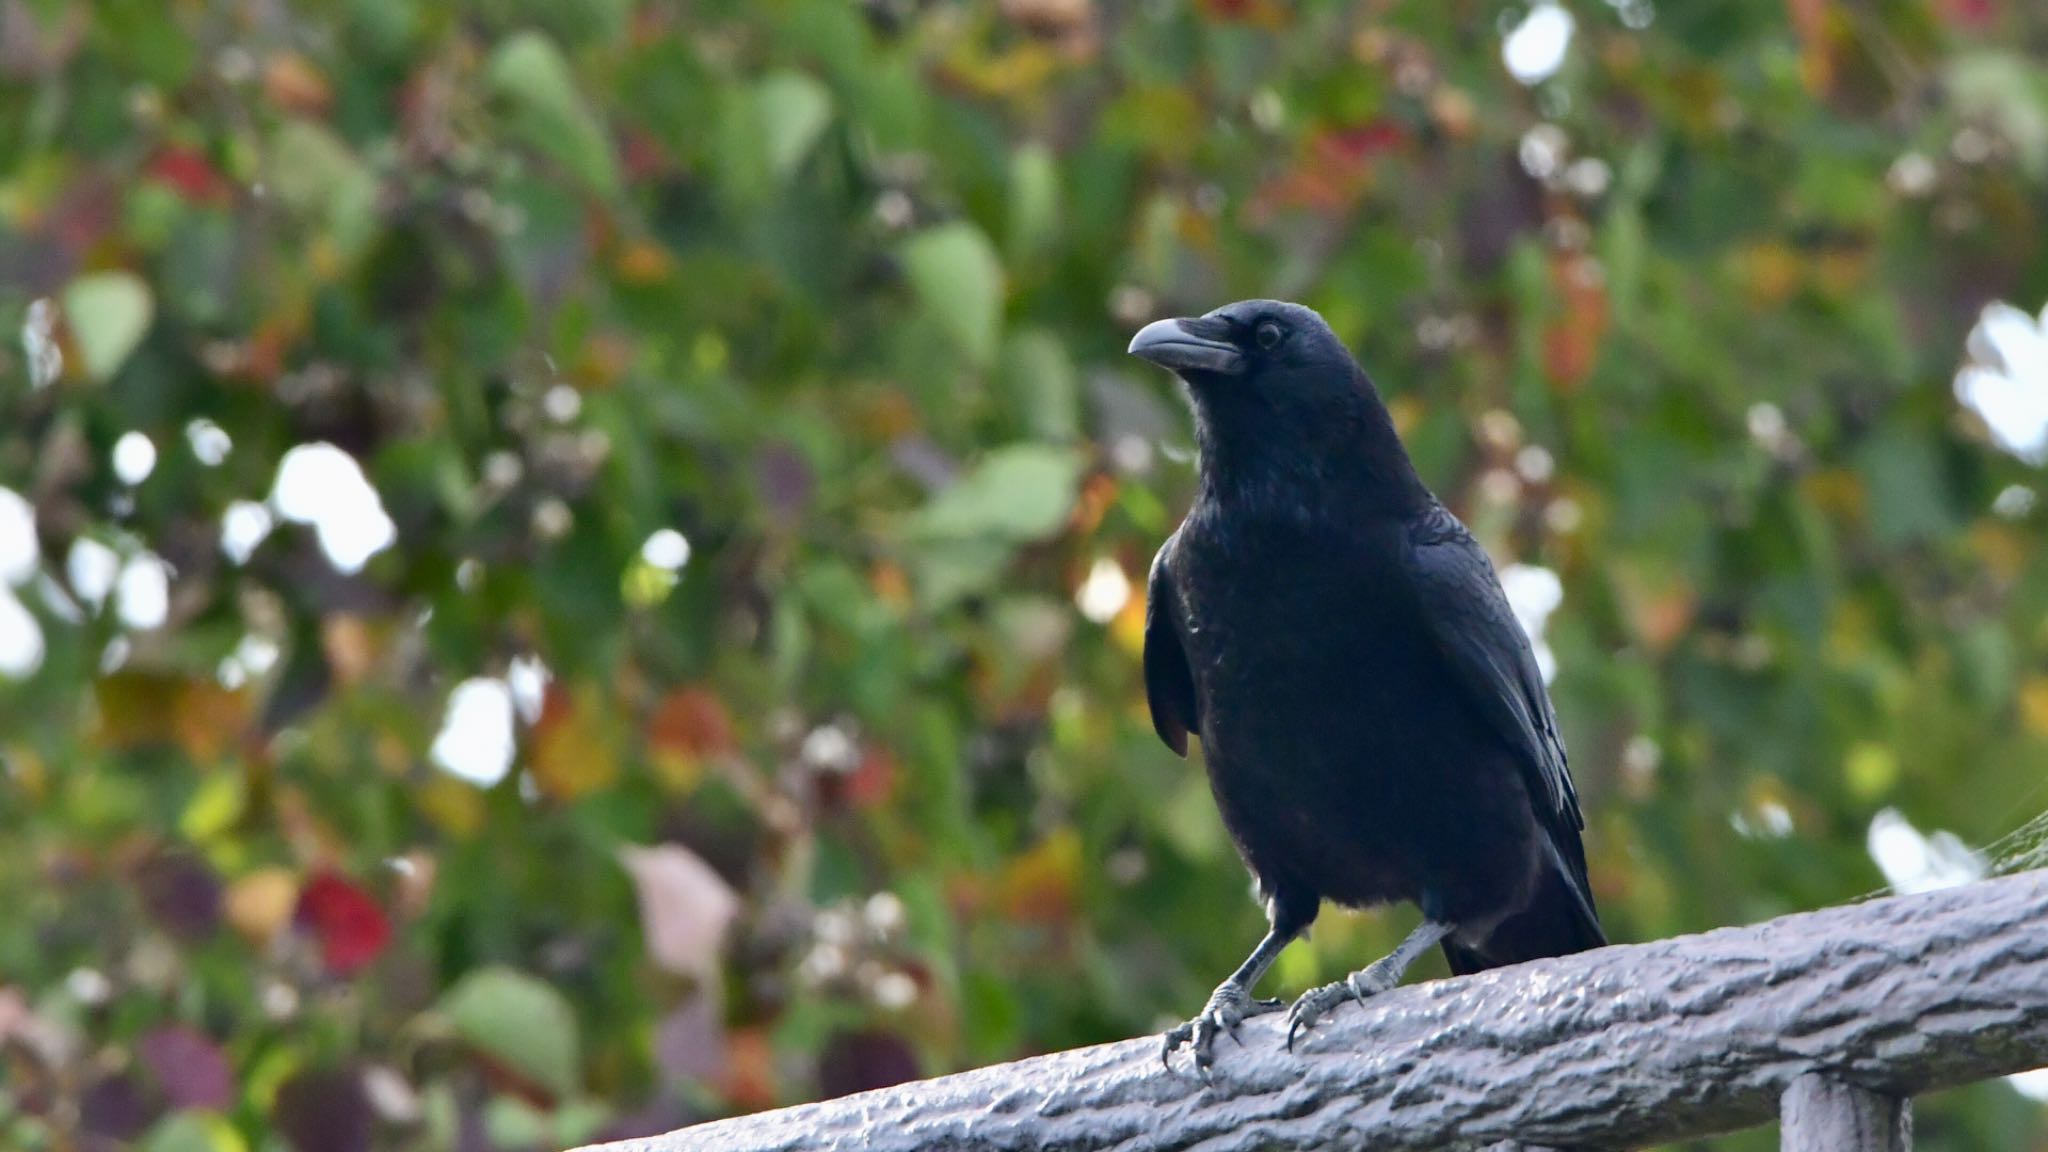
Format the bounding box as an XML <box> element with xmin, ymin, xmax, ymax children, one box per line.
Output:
<box><xmin>1442</xmin><ymin>843</ymin><xmax>1606</xmax><ymax>977</ymax></box>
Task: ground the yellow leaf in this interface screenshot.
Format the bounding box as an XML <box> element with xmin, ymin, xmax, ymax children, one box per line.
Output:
<box><xmin>1735</xmin><ymin>242</ymin><xmax>1802</xmax><ymax>308</ymax></box>
<box><xmin>418</xmin><ymin>774</ymin><xmax>486</xmax><ymax>839</ymax></box>
<box><xmin>1800</xmin><ymin>468</ymin><xmax>1865</xmax><ymax>521</ymax></box>
<box><xmin>180</xmin><ymin>772</ymin><xmax>246</xmax><ymax>842</ymax></box>
<box><xmin>2020</xmin><ymin>678</ymin><xmax>2048</xmax><ymax>739</ymax></box>
<box><xmin>530</xmin><ymin>687</ymin><xmax>618</xmax><ymax>802</ymax></box>
<box><xmin>225</xmin><ymin>868</ymin><xmax>300</xmax><ymax>944</ymax></box>
<box><xmin>94</xmin><ymin>672</ymin><xmax>187</xmax><ymax>749</ymax></box>
<box><xmin>996</xmin><ymin>827</ymin><xmax>1081</xmax><ymax>924</ymax></box>
<box><xmin>1970</xmin><ymin>523</ymin><xmax>2026</xmax><ymax>584</ymax></box>
<box><xmin>98</xmin><ymin>674</ymin><xmax>250</xmax><ymax>762</ymax></box>
<box><xmin>1844</xmin><ymin>742</ymin><xmax>1898</xmax><ymax>800</ymax></box>
<box><xmin>5</xmin><ymin>744</ymin><xmax>46</xmax><ymax>799</ymax></box>
<box><xmin>322</xmin><ymin>614</ymin><xmax>378</xmax><ymax>686</ymax></box>
<box><xmin>614</xmin><ymin>240</ymin><xmax>674</xmax><ymax>284</ymax></box>
<box><xmin>1110</xmin><ymin>592</ymin><xmax>1146</xmax><ymax>656</ymax></box>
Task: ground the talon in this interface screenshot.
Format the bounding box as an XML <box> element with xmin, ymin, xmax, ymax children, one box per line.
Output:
<box><xmin>1163</xmin><ymin>980</ymin><xmax>1282</xmax><ymax>1075</ymax></box>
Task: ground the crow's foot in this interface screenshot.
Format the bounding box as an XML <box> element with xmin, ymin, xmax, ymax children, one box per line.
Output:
<box><xmin>1284</xmin><ymin>958</ymin><xmax>1401</xmax><ymax>1050</ymax></box>
<box><xmin>1161</xmin><ymin>981</ymin><xmax>1283</xmax><ymax>1075</ymax></box>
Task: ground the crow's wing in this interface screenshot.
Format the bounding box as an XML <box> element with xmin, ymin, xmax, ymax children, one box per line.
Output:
<box><xmin>1403</xmin><ymin>504</ymin><xmax>1590</xmax><ymax>882</ymax></box>
<box><xmin>1143</xmin><ymin>533</ymin><xmax>1199</xmax><ymax>758</ymax></box>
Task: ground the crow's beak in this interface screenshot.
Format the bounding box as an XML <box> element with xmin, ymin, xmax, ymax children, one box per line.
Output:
<box><xmin>1127</xmin><ymin>317</ymin><xmax>1245</xmax><ymax>377</ymax></box>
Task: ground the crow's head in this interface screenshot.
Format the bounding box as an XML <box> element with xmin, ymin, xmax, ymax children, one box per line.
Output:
<box><xmin>1128</xmin><ymin>299</ymin><xmax>1423</xmax><ymax>505</ymax></box>
<box><xmin>1126</xmin><ymin>299</ymin><xmax>1359</xmax><ymax>398</ymax></box>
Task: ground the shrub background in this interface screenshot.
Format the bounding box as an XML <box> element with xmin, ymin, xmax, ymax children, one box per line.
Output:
<box><xmin>3</xmin><ymin>1</ymin><xmax>2048</xmax><ymax>1149</ymax></box>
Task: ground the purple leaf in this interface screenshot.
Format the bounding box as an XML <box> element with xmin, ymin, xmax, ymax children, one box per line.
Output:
<box><xmin>754</xmin><ymin>442</ymin><xmax>815</xmax><ymax>521</ymax></box>
<box><xmin>80</xmin><ymin>1069</ymin><xmax>156</xmax><ymax>1145</ymax></box>
<box><xmin>274</xmin><ymin>1066</ymin><xmax>372</xmax><ymax>1152</ymax></box>
<box><xmin>654</xmin><ymin>988</ymin><xmax>727</xmax><ymax>1087</ymax></box>
<box><xmin>816</xmin><ymin>1029</ymin><xmax>918</xmax><ymax>1101</ymax></box>
<box><xmin>134</xmin><ymin>850</ymin><xmax>223</xmax><ymax>941</ymax></box>
<box><xmin>139</xmin><ymin>1025</ymin><xmax>233</xmax><ymax>1110</ymax></box>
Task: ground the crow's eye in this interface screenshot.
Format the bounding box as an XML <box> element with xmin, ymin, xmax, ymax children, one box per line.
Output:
<box><xmin>1254</xmin><ymin>321</ymin><xmax>1284</xmax><ymax>350</ymax></box>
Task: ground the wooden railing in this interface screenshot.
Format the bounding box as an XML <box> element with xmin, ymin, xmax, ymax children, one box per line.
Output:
<box><xmin>580</xmin><ymin>869</ymin><xmax>2048</xmax><ymax>1151</ymax></box>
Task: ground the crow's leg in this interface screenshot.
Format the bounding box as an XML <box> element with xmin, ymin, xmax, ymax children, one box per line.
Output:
<box><xmin>1161</xmin><ymin>925</ymin><xmax>1295</xmax><ymax>1073</ymax></box>
<box><xmin>1285</xmin><ymin>919</ymin><xmax>1453</xmax><ymax>1049</ymax></box>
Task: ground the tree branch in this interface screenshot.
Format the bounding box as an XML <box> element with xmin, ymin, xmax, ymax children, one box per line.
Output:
<box><xmin>583</xmin><ymin>870</ymin><xmax>2048</xmax><ymax>1152</ymax></box>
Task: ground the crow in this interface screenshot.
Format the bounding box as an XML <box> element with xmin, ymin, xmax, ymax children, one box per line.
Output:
<box><xmin>1128</xmin><ymin>299</ymin><xmax>1604</xmax><ymax>1071</ymax></box>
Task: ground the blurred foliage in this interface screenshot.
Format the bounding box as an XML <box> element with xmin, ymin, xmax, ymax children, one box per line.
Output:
<box><xmin>3</xmin><ymin>0</ymin><xmax>2048</xmax><ymax>1149</ymax></box>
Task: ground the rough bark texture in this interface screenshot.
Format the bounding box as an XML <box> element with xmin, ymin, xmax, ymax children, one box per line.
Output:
<box><xmin>583</xmin><ymin>870</ymin><xmax>2048</xmax><ymax>1152</ymax></box>
<box><xmin>1780</xmin><ymin>1074</ymin><xmax>1910</xmax><ymax>1152</ymax></box>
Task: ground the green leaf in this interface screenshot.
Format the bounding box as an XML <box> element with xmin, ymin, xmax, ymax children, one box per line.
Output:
<box><xmin>440</xmin><ymin>966</ymin><xmax>581</xmax><ymax>1099</ymax></box>
<box><xmin>910</xmin><ymin>444</ymin><xmax>1082</xmax><ymax>542</ymax></box>
<box><xmin>1007</xmin><ymin>142</ymin><xmax>1060</xmax><ymax>260</ymax></box>
<box><xmin>1856</xmin><ymin>426</ymin><xmax>1948</xmax><ymax>547</ymax></box>
<box><xmin>1946</xmin><ymin>52</ymin><xmax>2048</xmax><ymax>178</ymax></box>
<box><xmin>900</xmin><ymin>222</ymin><xmax>1005</xmax><ymax>367</ymax></box>
<box><xmin>265</xmin><ymin>120</ymin><xmax>378</xmax><ymax>258</ymax></box>
<box><xmin>488</xmin><ymin>31</ymin><xmax>619</xmax><ymax>195</ymax></box>
<box><xmin>906</xmin><ymin>445</ymin><xmax>1083</xmax><ymax>607</ymax></box>
<box><xmin>757</xmin><ymin>70</ymin><xmax>833</xmax><ymax>179</ymax></box>
<box><xmin>61</xmin><ymin>271</ymin><xmax>153</xmax><ymax>382</ymax></box>
<box><xmin>997</xmin><ymin>329</ymin><xmax>1080</xmax><ymax>442</ymax></box>
<box><xmin>141</xmin><ymin>1111</ymin><xmax>248</xmax><ymax>1152</ymax></box>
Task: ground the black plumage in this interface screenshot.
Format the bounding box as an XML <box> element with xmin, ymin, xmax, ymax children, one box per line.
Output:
<box><xmin>1128</xmin><ymin>299</ymin><xmax>1604</xmax><ymax>1070</ymax></box>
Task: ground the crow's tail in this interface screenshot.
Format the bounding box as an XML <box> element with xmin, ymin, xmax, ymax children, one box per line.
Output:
<box><xmin>1442</xmin><ymin>839</ymin><xmax>1606</xmax><ymax>977</ymax></box>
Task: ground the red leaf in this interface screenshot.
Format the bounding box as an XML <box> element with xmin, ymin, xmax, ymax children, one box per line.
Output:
<box><xmin>294</xmin><ymin>872</ymin><xmax>391</xmax><ymax>976</ymax></box>
<box><xmin>147</xmin><ymin>146</ymin><xmax>231</xmax><ymax>205</ymax></box>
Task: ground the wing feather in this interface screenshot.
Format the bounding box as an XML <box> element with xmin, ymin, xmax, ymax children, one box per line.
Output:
<box><xmin>1143</xmin><ymin>534</ymin><xmax>1199</xmax><ymax>758</ymax></box>
<box><xmin>1402</xmin><ymin>505</ymin><xmax>1593</xmax><ymax>909</ymax></box>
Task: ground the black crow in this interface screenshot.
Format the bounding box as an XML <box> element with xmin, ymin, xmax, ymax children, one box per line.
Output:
<box><xmin>1128</xmin><ymin>299</ymin><xmax>1604</xmax><ymax>1070</ymax></box>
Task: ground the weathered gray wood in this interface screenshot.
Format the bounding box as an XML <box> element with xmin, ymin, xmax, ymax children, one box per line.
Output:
<box><xmin>1781</xmin><ymin>1074</ymin><xmax>1910</xmax><ymax>1152</ymax></box>
<box><xmin>581</xmin><ymin>870</ymin><xmax>2048</xmax><ymax>1152</ymax></box>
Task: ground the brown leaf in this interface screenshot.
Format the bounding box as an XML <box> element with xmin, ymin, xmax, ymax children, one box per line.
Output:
<box><xmin>173</xmin><ymin>681</ymin><xmax>251</xmax><ymax>765</ymax></box>
<box><xmin>646</xmin><ymin>686</ymin><xmax>735</xmax><ymax>794</ymax></box>
<box><xmin>264</xmin><ymin>53</ymin><xmax>333</xmax><ymax>116</ymax></box>
<box><xmin>1610</xmin><ymin>562</ymin><xmax>1697</xmax><ymax>655</ymax></box>
<box><xmin>996</xmin><ymin>827</ymin><xmax>1081</xmax><ymax>925</ymax></box>
<box><xmin>724</xmin><ymin>1026</ymin><xmax>778</xmax><ymax>1111</ymax></box>
<box><xmin>1543</xmin><ymin>253</ymin><xmax>1608</xmax><ymax>389</ymax></box>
